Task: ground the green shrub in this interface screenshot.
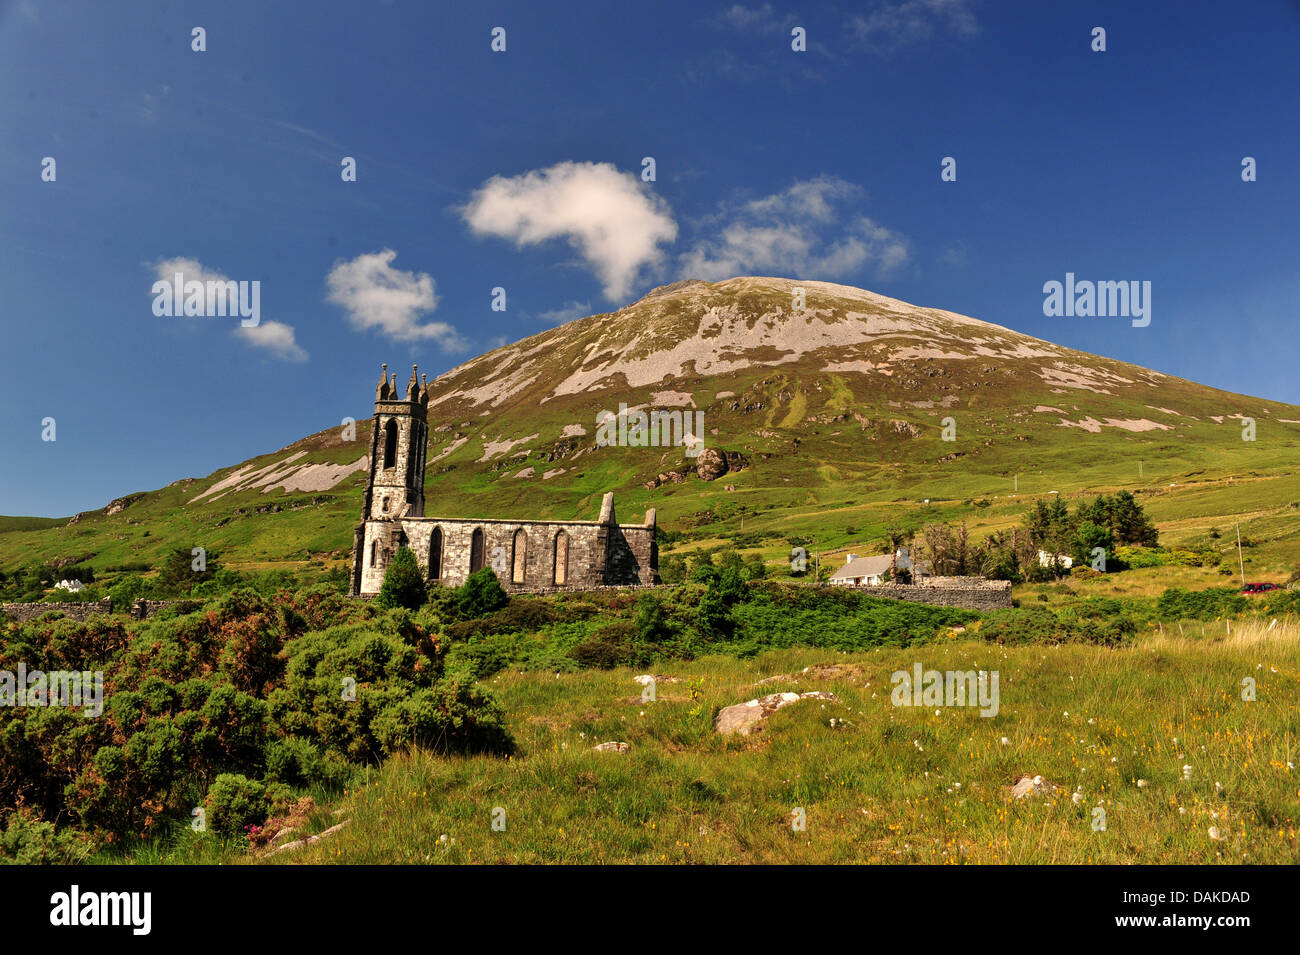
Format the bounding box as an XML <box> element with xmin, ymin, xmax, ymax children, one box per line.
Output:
<box><xmin>0</xmin><ymin>585</ymin><xmax>511</xmax><ymax>848</ymax></box>
<box><xmin>568</xmin><ymin>622</ymin><xmax>637</xmax><ymax>669</ymax></box>
<box><xmin>0</xmin><ymin>808</ymin><xmax>90</xmax><ymax>864</ymax></box>
<box><xmin>457</xmin><ymin>568</ymin><xmax>509</xmax><ymax>618</ymax></box>
<box><xmin>1165</xmin><ymin>549</ymin><xmax>1212</xmax><ymax>568</ymax></box>
<box><xmin>204</xmin><ymin>773</ymin><xmax>268</xmax><ymax>837</ymax></box>
<box><xmin>264</xmin><ymin>738</ymin><xmax>324</xmax><ymax>788</ymax></box>
<box><xmin>371</xmin><ymin>682</ymin><xmax>513</xmax><ymax>755</ymax></box>
<box><xmin>1113</xmin><ymin>545</ymin><xmax>1163</xmax><ymax>569</ymax></box>
<box><xmin>977</xmin><ymin>606</ymin><xmax>1136</xmax><ymax>646</ymax></box>
<box><xmin>658</xmin><ymin>554</ymin><xmax>686</xmax><ymax>584</ymax></box>
<box><xmin>377</xmin><ymin>547</ymin><xmax>427</xmax><ymax>611</ymax></box>
<box><xmin>1156</xmin><ymin>587</ymin><xmax>1246</xmax><ymax>620</ymax></box>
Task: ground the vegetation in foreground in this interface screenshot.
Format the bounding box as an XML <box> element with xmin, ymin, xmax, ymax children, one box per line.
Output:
<box><xmin>3</xmin><ymin>557</ymin><xmax>1299</xmax><ymax>864</ymax></box>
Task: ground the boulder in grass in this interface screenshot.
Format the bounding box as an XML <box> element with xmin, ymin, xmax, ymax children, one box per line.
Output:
<box><xmin>1010</xmin><ymin>774</ymin><xmax>1059</xmax><ymax>799</ymax></box>
<box><xmin>592</xmin><ymin>741</ymin><xmax>629</xmax><ymax>754</ymax></box>
<box><xmin>714</xmin><ymin>691</ymin><xmax>839</xmax><ymax>736</ymax></box>
<box><xmin>632</xmin><ymin>674</ymin><xmax>679</xmax><ymax>686</ymax></box>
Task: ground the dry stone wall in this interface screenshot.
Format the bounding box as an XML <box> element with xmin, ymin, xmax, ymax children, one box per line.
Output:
<box><xmin>855</xmin><ymin>576</ymin><xmax>1013</xmax><ymax>610</ymax></box>
<box><xmin>1</xmin><ymin>599</ymin><xmax>113</xmax><ymax>622</ymax></box>
<box><xmin>1</xmin><ymin>598</ymin><xmax>204</xmax><ymax>623</ymax></box>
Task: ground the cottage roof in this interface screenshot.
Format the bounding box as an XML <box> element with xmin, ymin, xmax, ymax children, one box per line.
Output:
<box><xmin>828</xmin><ymin>554</ymin><xmax>894</xmax><ymax>580</ymax></box>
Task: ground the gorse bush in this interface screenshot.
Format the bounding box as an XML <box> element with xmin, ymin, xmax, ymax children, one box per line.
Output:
<box><xmin>204</xmin><ymin>773</ymin><xmax>268</xmax><ymax>838</ymax></box>
<box><xmin>0</xmin><ymin>808</ymin><xmax>91</xmax><ymax>865</ymax></box>
<box><xmin>0</xmin><ymin>587</ymin><xmax>512</xmax><ymax>848</ymax></box>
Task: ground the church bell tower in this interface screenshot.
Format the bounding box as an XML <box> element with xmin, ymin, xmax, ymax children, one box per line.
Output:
<box><xmin>351</xmin><ymin>363</ymin><xmax>430</xmax><ymax>595</ymax></box>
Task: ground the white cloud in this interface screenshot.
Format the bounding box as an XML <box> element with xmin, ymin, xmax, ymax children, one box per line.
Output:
<box><xmin>151</xmin><ymin>255</ymin><xmax>227</xmax><ymax>288</ymax></box>
<box><xmin>460</xmin><ymin>161</ymin><xmax>677</xmax><ymax>302</ymax></box>
<box><xmin>848</xmin><ymin>0</ymin><xmax>979</xmax><ymax>51</ymax></box>
<box><xmin>325</xmin><ymin>249</ymin><xmax>465</xmax><ymax>348</ymax></box>
<box><xmin>234</xmin><ymin>321</ymin><xmax>308</xmax><ymax>362</ymax></box>
<box><xmin>679</xmin><ymin>176</ymin><xmax>909</xmax><ymax>281</ymax></box>
<box><xmin>536</xmin><ymin>300</ymin><xmax>592</xmax><ymax>325</ymax></box>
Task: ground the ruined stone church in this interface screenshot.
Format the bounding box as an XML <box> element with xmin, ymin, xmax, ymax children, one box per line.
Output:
<box><xmin>350</xmin><ymin>364</ymin><xmax>659</xmax><ymax>597</ymax></box>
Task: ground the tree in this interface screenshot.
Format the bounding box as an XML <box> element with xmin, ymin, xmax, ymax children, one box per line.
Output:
<box><xmin>884</xmin><ymin>524</ymin><xmax>912</xmax><ymax>579</ymax></box>
<box><xmin>457</xmin><ymin>567</ymin><xmax>508</xmax><ymax>618</ymax></box>
<box><xmin>157</xmin><ymin>547</ymin><xmax>221</xmax><ymax>594</ymax></box>
<box><xmin>920</xmin><ymin>522</ymin><xmax>958</xmax><ymax>575</ymax></box>
<box><xmin>1077</xmin><ymin>491</ymin><xmax>1158</xmax><ymax>547</ymax></box>
<box><xmin>658</xmin><ymin>553</ymin><xmax>686</xmax><ymax>584</ymax></box>
<box><xmin>1072</xmin><ymin>521</ymin><xmax>1115</xmax><ymax>570</ymax></box>
<box><xmin>377</xmin><ymin>547</ymin><xmax>427</xmax><ymax>611</ymax></box>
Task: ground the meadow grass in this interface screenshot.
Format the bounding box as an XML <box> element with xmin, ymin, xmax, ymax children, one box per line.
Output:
<box><xmin>254</xmin><ymin>617</ymin><xmax>1300</xmax><ymax>865</ymax></box>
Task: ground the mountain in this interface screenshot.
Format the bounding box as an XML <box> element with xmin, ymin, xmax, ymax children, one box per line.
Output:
<box><xmin>4</xmin><ymin>276</ymin><xmax>1299</xmax><ymax>574</ymax></box>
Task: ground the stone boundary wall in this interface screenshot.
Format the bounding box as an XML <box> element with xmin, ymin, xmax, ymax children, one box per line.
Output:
<box><xmin>129</xmin><ymin>599</ymin><xmax>204</xmax><ymax>619</ymax></box>
<box><xmin>856</xmin><ymin>577</ymin><xmax>1013</xmax><ymax>611</ymax></box>
<box><xmin>1</xmin><ymin>599</ymin><xmax>113</xmax><ymax>622</ymax></box>
<box><xmin>0</xmin><ymin>598</ymin><xmax>202</xmax><ymax>623</ymax></box>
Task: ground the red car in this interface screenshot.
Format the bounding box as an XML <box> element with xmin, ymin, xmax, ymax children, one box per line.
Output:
<box><xmin>1241</xmin><ymin>582</ymin><xmax>1281</xmax><ymax>594</ymax></box>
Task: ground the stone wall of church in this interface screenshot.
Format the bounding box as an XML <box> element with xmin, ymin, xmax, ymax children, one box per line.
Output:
<box><xmin>374</xmin><ymin>516</ymin><xmax>655</xmax><ymax>593</ymax></box>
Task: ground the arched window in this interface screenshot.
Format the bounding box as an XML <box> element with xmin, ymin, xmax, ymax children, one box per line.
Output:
<box><xmin>512</xmin><ymin>529</ymin><xmax>527</xmax><ymax>584</ymax></box>
<box><xmin>469</xmin><ymin>528</ymin><xmax>485</xmax><ymax>574</ymax></box>
<box><xmin>429</xmin><ymin>527</ymin><xmax>443</xmax><ymax>580</ymax></box>
<box><xmin>383</xmin><ymin>419</ymin><xmax>398</xmax><ymax>469</ymax></box>
<box><xmin>369</xmin><ymin>540</ymin><xmax>378</xmax><ymax>567</ymax></box>
<box><xmin>553</xmin><ymin>530</ymin><xmax>569</xmax><ymax>586</ymax></box>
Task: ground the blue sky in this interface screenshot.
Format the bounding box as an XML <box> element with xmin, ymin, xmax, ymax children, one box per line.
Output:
<box><xmin>2</xmin><ymin>0</ymin><xmax>1297</xmax><ymax>517</ymax></box>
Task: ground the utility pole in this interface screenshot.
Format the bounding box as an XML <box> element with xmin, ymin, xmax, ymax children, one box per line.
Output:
<box><xmin>1236</xmin><ymin>523</ymin><xmax>1246</xmax><ymax>587</ymax></box>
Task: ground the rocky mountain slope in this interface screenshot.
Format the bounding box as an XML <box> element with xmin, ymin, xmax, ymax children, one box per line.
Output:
<box><xmin>5</xmin><ymin>276</ymin><xmax>1299</xmax><ymax>572</ymax></box>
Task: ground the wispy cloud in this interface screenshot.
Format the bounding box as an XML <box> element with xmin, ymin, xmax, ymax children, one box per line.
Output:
<box><xmin>133</xmin><ymin>84</ymin><xmax>171</xmax><ymax>123</ymax></box>
<box><xmin>680</xmin><ymin>175</ymin><xmax>909</xmax><ymax>282</ymax></box>
<box><xmin>326</xmin><ymin>249</ymin><xmax>465</xmax><ymax>348</ymax></box>
<box><xmin>699</xmin><ymin>3</ymin><xmax>832</xmax><ymax>83</ymax></box>
<box><xmin>275</xmin><ymin>121</ymin><xmax>346</xmax><ymax>151</ymax></box>
<box><xmin>712</xmin><ymin>3</ymin><xmax>783</xmax><ymax>34</ymax></box>
<box><xmin>847</xmin><ymin>0</ymin><xmax>980</xmax><ymax>51</ymax></box>
<box><xmin>460</xmin><ymin>161</ymin><xmax>677</xmax><ymax>302</ymax></box>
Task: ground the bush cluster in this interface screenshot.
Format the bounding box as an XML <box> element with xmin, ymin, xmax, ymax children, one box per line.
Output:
<box><xmin>0</xmin><ymin>587</ymin><xmax>512</xmax><ymax>852</ymax></box>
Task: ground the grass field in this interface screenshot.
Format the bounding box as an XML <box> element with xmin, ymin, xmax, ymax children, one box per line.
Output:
<box><xmin>117</xmin><ymin>617</ymin><xmax>1300</xmax><ymax>865</ymax></box>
